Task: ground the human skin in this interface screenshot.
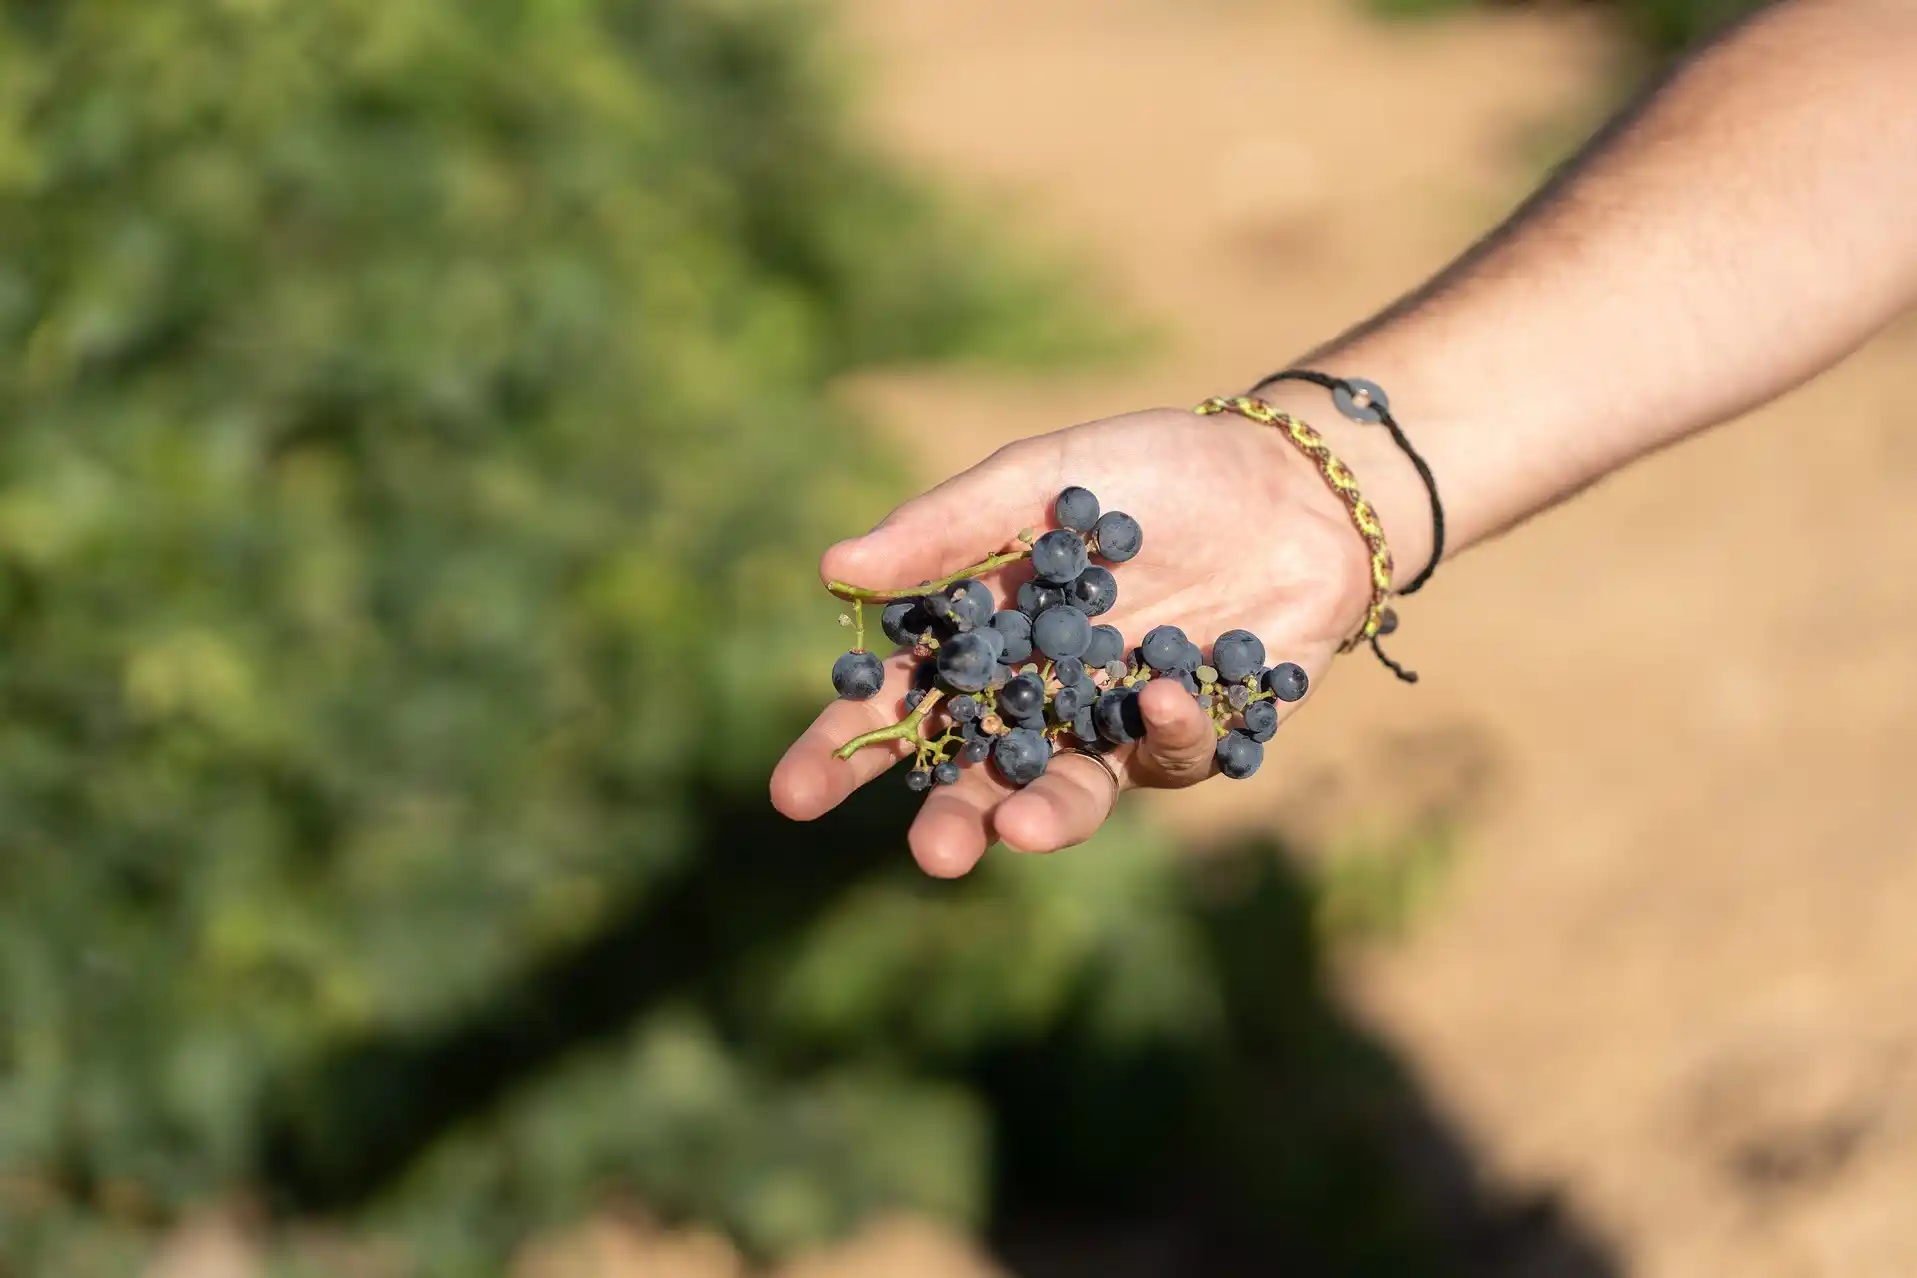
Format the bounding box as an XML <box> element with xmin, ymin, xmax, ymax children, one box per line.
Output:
<box><xmin>771</xmin><ymin>0</ymin><xmax>1917</xmax><ymax>877</ymax></box>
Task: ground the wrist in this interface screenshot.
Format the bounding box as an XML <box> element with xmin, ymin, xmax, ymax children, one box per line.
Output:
<box><xmin>1244</xmin><ymin>377</ymin><xmax>1440</xmax><ymax>594</ymax></box>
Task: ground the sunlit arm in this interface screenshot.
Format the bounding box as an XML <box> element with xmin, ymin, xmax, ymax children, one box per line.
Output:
<box><xmin>1260</xmin><ymin>0</ymin><xmax>1917</xmax><ymax>583</ymax></box>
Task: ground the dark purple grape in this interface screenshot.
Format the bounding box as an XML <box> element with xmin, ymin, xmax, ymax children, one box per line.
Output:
<box><xmin>1243</xmin><ymin>699</ymin><xmax>1278</xmax><ymax>743</ymax></box>
<box><xmin>963</xmin><ymin>738</ymin><xmax>992</xmax><ymax>764</ymax></box>
<box><xmin>1031</xmin><ymin>529</ymin><xmax>1090</xmax><ymax>585</ymax></box>
<box><xmin>1264</xmin><ymin>662</ymin><xmax>1309</xmax><ymax>703</ymax></box>
<box><xmin>1053</xmin><ymin>655</ymin><xmax>1086</xmax><ymax>686</ymax></box>
<box><xmin>904</xmin><ymin>689</ymin><xmax>926</xmax><ymax>711</ymax></box>
<box><xmin>1084</xmin><ymin>624</ymin><xmax>1124</xmax><ymax>668</ymax></box>
<box><xmin>1033</xmin><ymin>605</ymin><xmax>1092</xmax><ymax>660</ymax></box>
<box><xmin>1069</xmin><ymin>566</ymin><xmax>1117</xmax><ymax>616</ymax></box>
<box><xmin>881</xmin><ymin>598</ymin><xmax>930</xmax><ymax>646</ymax></box>
<box><xmin>992</xmin><ymin>727</ymin><xmax>1052</xmax><ymax>786</ymax></box>
<box><xmin>999</xmin><ymin>673</ymin><xmax>1046</xmax><ymax>719</ymax></box>
<box><xmin>1092</xmin><ymin>511</ymin><xmax>1142</xmax><ymax>562</ymax></box>
<box><xmin>1055</xmin><ymin>486</ymin><xmax>1100</xmax><ymax>533</ymax></box>
<box><xmin>937</xmin><ymin>632</ymin><xmax>997</xmax><ymax>693</ymax></box>
<box><xmin>946</xmin><ymin>578</ymin><xmax>995</xmax><ymax>629</ymax></box>
<box><xmin>1210</xmin><ymin>629</ymin><xmax>1266</xmax><ymax>682</ymax></box>
<box><xmin>1094</xmin><ymin>688</ymin><xmax>1145</xmax><ymax>744</ymax></box>
<box><xmin>1052</xmin><ymin>683</ymin><xmax>1086</xmax><ymax>720</ymax></box>
<box><xmin>990</xmin><ymin>609</ymin><xmax>1034</xmax><ymax>663</ymax></box>
<box><xmin>924</xmin><ymin>592</ymin><xmax>955</xmax><ymax>623</ymax></box>
<box><xmin>934</xmin><ymin>761</ymin><xmax>961</xmax><ymax>786</ymax></box>
<box><xmin>906</xmin><ymin>768</ymin><xmax>934</xmax><ymax>792</ymax></box>
<box><xmin>1103</xmin><ymin>660</ymin><xmax>1128</xmax><ymax>682</ymax></box>
<box><xmin>1071</xmin><ymin>705</ymin><xmax>1099</xmax><ymax>744</ymax></box>
<box><xmin>1017</xmin><ymin>579</ymin><xmax>1066</xmax><ymax>618</ymax></box>
<box><xmin>990</xmin><ymin>663</ymin><xmax>1017</xmax><ymax>689</ymax></box>
<box><xmin>913</xmin><ymin>659</ymin><xmax>939</xmax><ymax>692</ymax></box>
<box><xmin>1215</xmin><ymin>729</ymin><xmax>1263</xmax><ymax>779</ymax></box>
<box><xmin>831</xmin><ymin>650</ymin><xmax>885</xmax><ymax>701</ymax></box>
<box><xmin>949</xmin><ymin>694</ymin><xmax>980</xmax><ymax>723</ymax></box>
<box><xmin>976</xmin><ymin>624</ymin><xmax>1006</xmax><ymax>663</ymax></box>
<box><xmin>1175</xmin><ymin>670</ymin><xmax>1201</xmax><ymax>696</ymax></box>
<box><xmin>1141</xmin><ymin>625</ymin><xmax>1189</xmax><ymax>672</ymax></box>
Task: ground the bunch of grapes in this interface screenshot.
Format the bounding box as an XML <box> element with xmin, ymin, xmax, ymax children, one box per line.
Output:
<box><xmin>825</xmin><ymin>487</ymin><xmax>1308</xmax><ymax>791</ymax></box>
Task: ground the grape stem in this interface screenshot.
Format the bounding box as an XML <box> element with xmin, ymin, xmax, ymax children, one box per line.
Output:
<box><xmin>835</xmin><ymin>688</ymin><xmax>945</xmax><ymax>761</ymax></box>
<box><xmin>919</xmin><ymin>728</ymin><xmax>965</xmax><ymax>770</ymax></box>
<box><xmin>825</xmin><ymin>546</ymin><xmax>1032</xmax><ymax>604</ymax></box>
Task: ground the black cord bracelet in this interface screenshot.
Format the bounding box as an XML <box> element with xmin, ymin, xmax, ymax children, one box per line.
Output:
<box><xmin>1249</xmin><ymin>369</ymin><xmax>1446</xmax><ymax>595</ymax></box>
<box><xmin>1242</xmin><ymin>368</ymin><xmax>1443</xmax><ymax>684</ymax></box>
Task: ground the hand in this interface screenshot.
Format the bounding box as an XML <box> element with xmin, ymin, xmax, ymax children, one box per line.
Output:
<box><xmin>770</xmin><ymin>405</ymin><xmax>1383</xmax><ymax>877</ymax></box>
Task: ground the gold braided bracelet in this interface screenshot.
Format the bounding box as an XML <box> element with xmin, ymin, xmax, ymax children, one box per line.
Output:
<box><xmin>1195</xmin><ymin>396</ymin><xmax>1410</xmax><ymax>676</ymax></box>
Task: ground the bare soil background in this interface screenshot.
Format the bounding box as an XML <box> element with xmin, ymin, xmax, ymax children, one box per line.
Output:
<box><xmin>836</xmin><ymin>1</ymin><xmax>1917</xmax><ymax>1274</ymax></box>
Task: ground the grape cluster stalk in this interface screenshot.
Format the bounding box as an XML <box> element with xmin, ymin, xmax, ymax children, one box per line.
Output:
<box><xmin>825</xmin><ymin>487</ymin><xmax>1309</xmax><ymax>790</ymax></box>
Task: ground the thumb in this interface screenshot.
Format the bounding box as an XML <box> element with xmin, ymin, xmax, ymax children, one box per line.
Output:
<box><xmin>1134</xmin><ymin>677</ymin><xmax>1216</xmax><ymax>785</ymax></box>
<box><xmin>820</xmin><ymin>440</ymin><xmax>1054</xmax><ymax>591</ymax></box>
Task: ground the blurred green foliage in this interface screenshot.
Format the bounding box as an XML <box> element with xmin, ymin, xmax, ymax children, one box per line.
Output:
<box><xmin>1610</xmin><ymin>0</ymin><xmax>1766</xmax><ymax>54</ymax></box>
<box><xmin>1368</xmin><ymin>0</ymin><xmax>1767</xmax><ymax>57</ymax></box>
<box><xmin>0</xmin><ymin>0</ymin><xmax>1109</xmax><ymax>1269</ymax></box>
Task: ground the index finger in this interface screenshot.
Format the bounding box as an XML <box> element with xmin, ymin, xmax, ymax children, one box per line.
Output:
<box><xmin>819</xmin><ymin>437</ymin><xmax>1064</xmax><ymax>592</ymax></box>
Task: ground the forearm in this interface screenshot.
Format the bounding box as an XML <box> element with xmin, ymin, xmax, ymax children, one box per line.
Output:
<box><xmin>1256</xmin><ymin>0</ymin><xmax>1917</xmax><ymax>585</ymax></box>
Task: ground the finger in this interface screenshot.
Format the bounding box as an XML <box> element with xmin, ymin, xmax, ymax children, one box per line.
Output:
<box><xmin>769</xmin><ymin>651</ymin><xmax>924</xmax><ymax>820</ymax></box>
<box><xmin>820</xmin><ymin>437</ymin><xmax>1062</xmax><ymax>591</ymax></box>
<box><xmin>845</xmin><ymin>560</ymin><xmax>1042</xmax><ymax>634</ymax></box>
<box><xmin>1130</xmin><ymin>677</ymin><xmax>1216</xmax><ymax>787</ymax></box>
<box><xmin>995</xmin><ymin>750</ymin><xmax>1120</xmax><ymax>855</ymax></box>
<box><xmin>908</xmin><ymin>764</ymin><xmax>1014</xmax><ymax>878</ymax></box>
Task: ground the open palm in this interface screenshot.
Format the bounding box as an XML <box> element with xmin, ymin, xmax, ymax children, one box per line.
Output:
<box><xmin>770</xmin><ymin>406</ymin><xmax>1377</xmax><ymax>876</ymax></box>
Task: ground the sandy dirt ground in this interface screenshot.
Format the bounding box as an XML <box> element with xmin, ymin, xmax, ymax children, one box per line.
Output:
<box><xmin>834</xmin><ymin>1</ymin><xmax>1917</xmax><ymax>1274</ymax></box>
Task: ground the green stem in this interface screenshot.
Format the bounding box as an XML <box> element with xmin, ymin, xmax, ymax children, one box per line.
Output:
<box><xmin>835</xmin><ymin>688</ymin><xmax>945</xmax><ymax>761</ymax></box>
<box><xmin>922</xmin><ymin>729</ymin><xmax>964</xmax><ymax>769</ymax></box>
<box><xmin>826</xmin><ymin>548</ymin><xmax>1032</xmax><ymax>604</ymax></box>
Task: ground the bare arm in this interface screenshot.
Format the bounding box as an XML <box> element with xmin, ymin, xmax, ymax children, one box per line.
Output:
<box><xmin>1275</xmin><ymin>0</ymin><xmax>1917</xmax><ymax>584</ymax></box>
<box><xmin>773</xmin><ymin>0</ymin><xmax>1917</xmax><ymax>871</ymax></box>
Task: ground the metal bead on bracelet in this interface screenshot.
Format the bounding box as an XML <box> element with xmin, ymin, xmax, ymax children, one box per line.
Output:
<box><xmin>1251</xmin><ymin>369</ymin><xmax>1446</xmax><ymax>596</ymax></box>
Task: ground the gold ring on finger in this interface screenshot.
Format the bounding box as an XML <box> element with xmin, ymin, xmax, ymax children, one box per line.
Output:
<box><xmin>1054</xmin><ymin>745</ymin><xmax>1121</xmax><ymax>798</ymax></box>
